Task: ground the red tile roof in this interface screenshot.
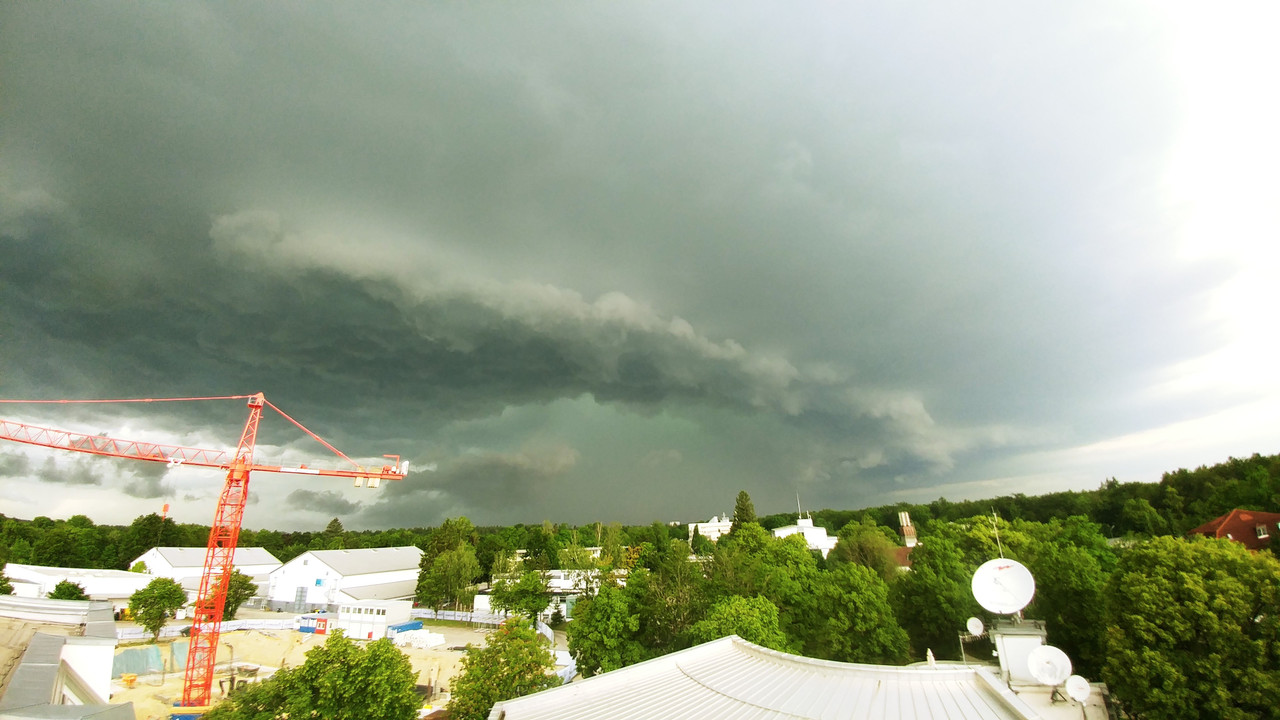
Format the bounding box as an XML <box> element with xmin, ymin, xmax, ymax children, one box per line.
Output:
<box><xmin>1188</xmin><ymin>509</ymin><xmax>1280</xmax><ymax>551</ymax></box>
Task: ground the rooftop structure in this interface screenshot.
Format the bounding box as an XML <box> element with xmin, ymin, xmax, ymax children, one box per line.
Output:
<box><xmin>488</xmin><ymin>635</ymin><xmax>1045</xmax><ymax>719</ymax></box>
<box><xmin>0</xmin><ymin>597</ymin><xmax>132</xmax><ymax>719</ymax></box>
<box><xmin>3</xmin><ymin>564</ymin><xmax>154</xmax><ymax>612</ymax></box>
<box><xmin>687</xmin><ymin>515</ymin><xmax>733</xmax><ymax>544</ymax></box>
<box><xmin>772</xmin><ymin>515</ymin><xmax>839</xmax><ymax>558</ymax></box>
<box><xmin>1188</xmin><ymin>508</ymin><xmax>1280</xmax><ymax>551</ymax></box>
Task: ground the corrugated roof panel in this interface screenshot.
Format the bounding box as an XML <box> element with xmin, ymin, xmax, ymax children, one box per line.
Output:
<box><xmin>491</xmin><ymin>636</ymin><xmax>1045</xmax><ymax>720</ymax></box>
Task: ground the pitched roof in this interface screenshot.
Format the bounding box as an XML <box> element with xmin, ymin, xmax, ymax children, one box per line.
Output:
<box><xmin>488</xmin><ymin>636</ymin><xmax>1042</xmax><ymax>720</ymax></box>
<box><xmin>339</xmin><ymin>579</ymin><xmax>418</xmax><ymax>601</ymax></box>
<box><xmin>149</xmin><ymin>547</ymin><xmax>281</xmax><ymax>568</ymax></box>
<box><xmin>304</xmin><ymin>546</ymin><xmax>422</xmax><ymax>576</ymax></box>
<box><xmin>1188</xmin><ymin>509</ymin><xmax>1280</xmax><ymax>551</ymax></box>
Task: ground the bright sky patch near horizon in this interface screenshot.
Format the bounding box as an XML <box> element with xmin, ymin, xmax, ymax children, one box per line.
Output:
<box><xmin>1</xmin><ymin>2</ymin><xmax>1276</xmax><ymax>531</ymax></box>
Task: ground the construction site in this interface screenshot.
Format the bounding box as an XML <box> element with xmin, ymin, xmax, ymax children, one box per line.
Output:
<box><xmin>107</xmin><ymin>612</ymin><xmax>498</xmax><ymax>719</ymax></box>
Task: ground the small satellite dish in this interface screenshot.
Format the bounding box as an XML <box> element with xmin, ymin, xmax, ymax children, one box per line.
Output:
<box><xmin>1027</xmin><ymin>645</ymin><xmax>1072</xmax><ymax>686</ymax></box>
<box><xmin>1065</xmin><ymin>675</ymin><xmax>1091</xmax><ymax>702</ymax></box>
<box><xmin>966</xmin><ymin>617</ymin><xmax>985</xmax><ymax>636</ymax></box>
<box><xmin>971</xmin><ymin>558</ymin><xmax>1036</xmax><ymax>614</ymax></box>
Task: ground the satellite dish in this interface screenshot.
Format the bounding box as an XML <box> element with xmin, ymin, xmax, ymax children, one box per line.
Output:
<box><xmin>1027</xmin><ymin>645</ymin><xmax>1072</xmax><ymax>686</ymax></box>
<box><xmin>1065</xmin><ymin>675</ymin><xmax>1091</xmax><ymax>702</ymax></box>
<box><xmin>966</xmin><ymin>617</ymin><xmax>985</xmax><ymax>636</ymax></box>
<box><xmin>971</xmin><ymin>558</ymin><xmax>1035</xmax><ymax>614</ymax></box>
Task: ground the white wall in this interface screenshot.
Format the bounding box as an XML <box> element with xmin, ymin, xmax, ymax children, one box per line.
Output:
<box><xmin>267</xmin><ymin>554</ymin><xmax>417</xmax><ymax>609</ymax></box>
<box><xmin>59</xmin><ymin>636</ymin><xmax>117</xmax><ymax>703</ymax></box>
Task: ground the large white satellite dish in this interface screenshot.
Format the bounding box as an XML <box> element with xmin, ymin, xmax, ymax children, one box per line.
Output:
<box><xmin>1065</xmin><ymin>675</ymin><xmax>1091</xmax><ymax>702</ymax></box>
<box><xmin>1027</xmin><ymin>645</ymin><xmax>1072</xmax><ymax>686</ymax></box>
<box><xmin>971</xmin><ymin>558</ymin><xmax>1035</xmax><ymax>614</ymax></box>
<box><xmin>966</xmin><ymin>617</ymin><xmax>985</xmax><ymax>636</ymax></box>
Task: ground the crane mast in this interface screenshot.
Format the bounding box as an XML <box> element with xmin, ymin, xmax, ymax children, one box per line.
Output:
<box><xmin>0</xmin><ymin>392</ymin><xmax>407</xmax><ymax>712</ymax></box>
<box><xmin>181</xmin><ymin>393</ymin><xmax>263</xmax><ymax>708</ymax></box>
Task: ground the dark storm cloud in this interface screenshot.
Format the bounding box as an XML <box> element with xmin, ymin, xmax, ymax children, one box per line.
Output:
<box><xmin>0</xmin><ymin>453</ymin><xmax>30</xmax><ymax>477</ymax></box>
<box><xmin>121</xmin><ymin>463</ymin><xmax>173</xmax><ymax>499</ymax></box>
<box><xmin>286</xmin><ymin>489</ymin><xmax>363</xmax><ymax>516</ymax></box>
<box><xmin>0</xmin><ymin>2</ymin><xmax>1245</xmax><ymax>526</ymax></box>
<box><xmin>360</xmin><ymin>446</ymin><xmax>579</xmax><ymax>527</ymax></box>
<box><xmin>35</xmin><ymin>457</ymin><xmax>102</xmax><ymax>486</ymax></box>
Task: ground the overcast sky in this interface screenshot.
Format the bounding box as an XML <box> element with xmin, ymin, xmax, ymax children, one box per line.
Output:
<box><xmin>1</xmin><ymin>2</ymin><xmax>1276</xmax><ymax>531</ymax></box>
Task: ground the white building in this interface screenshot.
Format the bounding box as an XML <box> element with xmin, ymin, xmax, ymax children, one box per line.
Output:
<box><xmin>771</xmin><ymin>515</ymin><xmax>839</xmax><ymax>558</ymax></box>
<box><xmin>2</xmin><ymin>563</ymin><xmax>155</xmax><ymax>613</ymax></box>
<box><xmin>333</xmin><ymin>599</ymin><xmax>413</xmax><ymax>640</ymax></box>
<box><xmin>0</xmin><ymin>595</ymin><xmax>132</xmax><ymax>718</ymax></box>
<box><xmin>687</xmin><ymin>515</ymin><xmax>733</xmax><ymax>544</ymax></box>
<box><xmin>266</xmin><ymin>546</ymin><xmax>422</xmax><ymax>612</ymax></box>
<box><xmin>131</xmin><ymin>546</ymin><xmax>282</xmax><ymax>583</ymax></box>
<box><xmin>489</xmin><ymin>635</ymin><xmax>1068</xmax><ymax>719</ymax></box>
<box><xmin>130</xmin><ymin>546</ymin><xmax>281</xmax><ymax>604</ymax></box>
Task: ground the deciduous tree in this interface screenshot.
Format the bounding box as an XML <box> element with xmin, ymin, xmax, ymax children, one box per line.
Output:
<box><xmin>688</xmin><ymin>595</ymin><xmax>788</xmax><ymax>651</ymax></box>
<box><xmin>128</xmin><ymin>577</ymin><xmax>186</xmax><ymax>642</ymax></box>
<box><xmin>417</xmin><ymin>542</ymin><xmax>481</xmax><ymax>611</ymax></box>
<box><xmin>206</xmin><ymin>631</ymin><xmax>420</xmax><ymax>720</ymax></box>
<box><xmin>490</xmin><ymin>570</ymin><xmax>550</xmax><ymax>619</ymax></box>
<box><xmin>566</xmin><ymin>583</ymin><xmax>645</xmax><ymax>677</ymax></box>
<box><xmin>222</xmin><ymin>570</ymin><xmax>258</xmax><ymax>620</ymax></box>
<box><xmin>1103</xmin><ymin>536</ymin><xmax>1280</xmax><ymax>720</ymax></box>
<box><xmin>48</xmin><ymin>580</ymin><xmax>89</xmax><ymax>600</ymax></box>
<box><xmin>448</xmin><ymin>619</ymin><xmax>560</xmax><ymax>720</ymax></box>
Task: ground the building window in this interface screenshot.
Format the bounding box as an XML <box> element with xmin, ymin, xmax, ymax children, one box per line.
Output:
<box><xmin>1257</xmin><ymin>525</ymin><xmax>1270</xmax><ymax>539</ymax></box>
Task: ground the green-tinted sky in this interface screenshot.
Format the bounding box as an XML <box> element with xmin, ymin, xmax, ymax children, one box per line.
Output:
<box><xmin>1</xmin><ymin>2</ymin><xmax>1277</xmax><ymax>530</ymax></box>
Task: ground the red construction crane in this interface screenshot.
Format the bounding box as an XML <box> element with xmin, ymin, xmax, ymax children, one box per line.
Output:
<box><xmin>0</xmin><ymin>393</ymin><xmax>407</xmax><ymax>711</ymax></box>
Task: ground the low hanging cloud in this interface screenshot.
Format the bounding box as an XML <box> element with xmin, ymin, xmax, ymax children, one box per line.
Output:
<box><xmin>35</xmin><ymin>457</ymin><xmax>103</xmax><ymax>486</ymax></box>
<box><xmin>120</xmin><ymin>462</ymin><xmax>173</xmax><ymax>499</ymax></box>
<box><xmin>286</xmin><ymin>489</ymin><xmax>363</xmax><ymax>516</ymax></box>
<box><xmin>0</xmin><ymin>452</ymin><xmax>31</xmax><ymax>477</ymax></box>
<box><xmin>360</xmin><ymin>444</ymin><xmax>580</xmax><ymax>527</ymax></box>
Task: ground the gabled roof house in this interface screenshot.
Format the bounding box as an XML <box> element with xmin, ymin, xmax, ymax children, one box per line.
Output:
<box><xmin>1188</xmin><ymin>508</ymin><xmax>1280</xmax><ymax>551</ymax></box>
<box><xmin>266</xmin><ymin>546</ymin><xmax>422</xmax><ymax>612</ymax></box>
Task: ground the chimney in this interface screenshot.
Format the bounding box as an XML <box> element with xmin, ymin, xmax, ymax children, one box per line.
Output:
<box><xmin>898</xmin><ymin>511</ymin><xmax>917</xmax><ymax>548</ymax></box>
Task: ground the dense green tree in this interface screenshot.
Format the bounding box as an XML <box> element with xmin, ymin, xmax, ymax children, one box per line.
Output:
<box><xmin>889</xmin><ymin>537</ymin><xmax>978</xmax><ymax>661</ymax></box>
<box><xmin>119</xmin><ymin>513</ymin><xmax>184</xmax><ymax>569</ymax></box>
<box><xmin>222</xmin><ymin>570</ymin><xmax>258</xmax><ymax>620</ymax></box>
<box><xmin>827</xmin><ymin>519</ymin><xmax>900</xmax><ymax>581</ymax></box>
<box><xmin>1103</xmin><ymin>536</ymin><xmax>1280</xmax><ymax>720</ymax></box>
<box><xmin>48</xmin><ymin>580</ymin><xmax>89</xmax><ymax>600</ymax></box>
<box><xmin>129</xmin><ymin>577</ymin><xmax>187</xmax><ymax>642</ymax></box>
<box><xmin>688</xmin><ymin>595</ymin><xmax>788</xmax><ymax>651</ymax></box>
<box><xmin>490</xmin><ymin>570</ymin><xmax>551</xmax><ymax>619</ymax></box>
<box><xmin>417</xmin><ymin>542</ymin><xmax>481</xmax><ymax>610</ymax></box>
<box><xmin>206</xmin><ymin>631</ymin><xmax>420</xmax><ymax>720</ymax></box>
<box><xmin>0</xmin><ymin>573</ymin><xmax>12</xmax><ymax>595</ymax></box>
<box><xmin>566</xmin><ymin>583</ymin><xmax>645</xmax><ymax>677</ymax></box>
<box><xmin>627</xmin><ymin>540</ymin><xmax>708</xmax><ymax>653</ymax></box>
<box><xmin>806</xmin><ymin>563</ymin><xmax>908</xmax><ymax>664</ymax></box>
<box><xmin>731</xmin><ymin>491</ymin><xmax>756</xmax><ymax>534</ymax></box>
<box><xmin>448</xmin><ymin>619</ymin><xmax>561</xmax><ymax>720</ymax></box>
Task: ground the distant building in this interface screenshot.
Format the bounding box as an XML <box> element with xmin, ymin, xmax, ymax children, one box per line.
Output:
<box><xmin>1188</xmin><ymin>509</ymin><xmax>1280</xmax><ymax>551</ymax></box>
<box><xmin>130</xmin><ymin>546</ymin><xmax>282</xmax><ymax>604</ymax></box>
<box><xmin>266</xmin><ymin>546</ymin><xmax>422</xmax><ymax>612</ymax></box>
<box><xmin>771</xmin><ymin>515</ymin><xmax>838</xmax><ymax>558</ymax></box>
<box><xmin>296</xmin><ymin>599</ymin><xmax>414</xmax><ymax>640</ymax></box>
<box><xmin>898</xmin><ymin>511</ymin><xmax>918</xmax><ymax>548</ymax></box>
<box><xmin>687</xmin><ymin>515</ymin><xmax>733</xmax><ymax>544</ymax></box>
<box><xmin>2</xmin><ymin>563</ymin><xmax>153</xmax><ymax>612</ymax></box>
